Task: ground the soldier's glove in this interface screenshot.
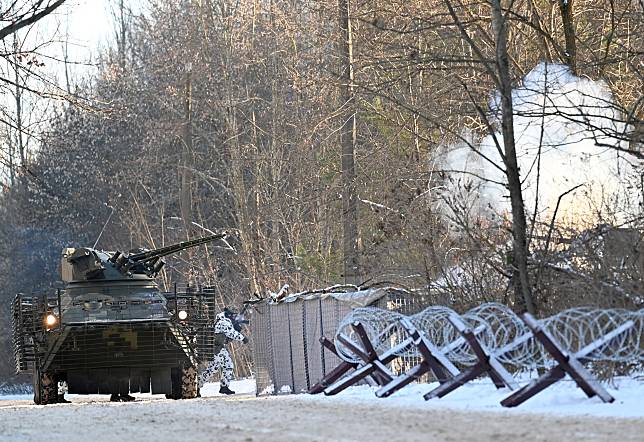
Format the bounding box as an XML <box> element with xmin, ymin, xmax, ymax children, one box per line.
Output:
<box><xmin>242</xmin><ymin>336</ymin><xmax>249</xmax><ymax>344</ymax></box>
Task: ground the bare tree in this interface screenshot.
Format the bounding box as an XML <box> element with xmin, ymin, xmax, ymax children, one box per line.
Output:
<box><xmin>0</xmin><ymin>1</ymin><xmax>67</xmax><ymax>41</ymax></box>
<box><xmin>490</xmin><ymin>0</ymin><xmax>535</xmax><ymax>314</ymax></box>
<box><xmin>338</xmin><ymin>0</ymin><xmax>360</xmax><ymax>285</ymax></box>
<box><xmin>557</xmin><ymin>0</ymin><xmax>577</xmax><ymax>74</ymax></box>
<box><xmin>0</xmin><ymin>1</ymin><xmax>67</xmax><ymax>186</ymax></box>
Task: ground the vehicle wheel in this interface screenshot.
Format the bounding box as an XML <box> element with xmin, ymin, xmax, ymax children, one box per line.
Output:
<box><xmin>33</xmin><ymin>370</ymin><xmax>57</xmax><ymax>405</ymax></box>
<box><xmin>32</xmin><ymin>370</ymin><xmax>42</xmax><ymax>405</ymax></box>
<box><xmin>168</xmin><ymin>367</ymin><xmax>182</xmax><ymax>400</ymax></box>
<box><xmin>181</xmin><ymin>365</ymin><xmax>198</xmax><ymax>399</ymax></box>
<box><xmin>41</xmin><ymin>372</ymin><xmax>58</xmax><ymax>404</ymax></box>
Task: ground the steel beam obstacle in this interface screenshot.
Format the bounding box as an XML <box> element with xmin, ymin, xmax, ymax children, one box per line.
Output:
<box><xmin>376</xmin><ymin>317</ymin><xmax>478</xmax><ymax>398</ymax></box>
<box><xmin>308</xmin><ymin>304</ymin><xmax>641</xmax><ymax>407</ymax></box>
<box><xmin>309</xmin><ymin>322</ymin><xmax>408</xmax><ymax>395</ymax></box>
<box><xmin>323</xmin><ymin>322</ymin><xmax>405</xmax><ymax>395</ymax></box>
<box><xmin>501</xmin><ymin>314</ymin><xmax>635</xmax><ymax>407</ymax></box>
<box><xmin>424</xmin><ymin>314</ymin><xmax>521</xmax><ymax>400</ymax></box>
<box><xmin>308</xmin><ymin>336</ymin><xmax>360</xmax><ymax>394</ymax></box>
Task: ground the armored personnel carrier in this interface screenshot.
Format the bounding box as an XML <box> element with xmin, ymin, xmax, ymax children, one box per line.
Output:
<box><xmin>12</xmin><ymin>234</ymin><xmax>225</xmax><ymax>404</ymax></box>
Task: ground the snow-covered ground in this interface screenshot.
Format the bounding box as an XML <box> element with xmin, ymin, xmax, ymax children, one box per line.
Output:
<box><xmin>302</xmin><ymin>377</ymin><xmax>644</xmax><ymax>419</ymax></box>
<box><xmin>0</xmin><ymin>378</ymin><xmax>257</xmax><ymax>402</ymax></box>
<box><xmin>1</xmin><ymin>378</ymin><xmax>642</xmax><ymax>442</ymax></box>
<box><xmin>212</xmin><ymin>376</ymin><xmax>644</xmax><ymax>419</ymax></box>
<box><xmin>2</xmin><ymin>376</ymin><xmax>643</xmax><ymax>418</ymax></box>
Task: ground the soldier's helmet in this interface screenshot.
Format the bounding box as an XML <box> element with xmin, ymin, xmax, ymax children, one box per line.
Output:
<box><xmin>223</xmin><ymin>308</ymin><xmax>237</xmax><ymax>320</ymax></box>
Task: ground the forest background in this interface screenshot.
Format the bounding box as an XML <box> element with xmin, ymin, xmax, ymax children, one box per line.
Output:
<box><xmin>0</xmin><ymin>0</ymin><xmax>643</xmax><ymax>383</ymax></box>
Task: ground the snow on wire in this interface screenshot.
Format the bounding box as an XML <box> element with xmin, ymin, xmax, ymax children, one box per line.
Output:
<box><xmin>334</xmin><ymin>303</ymin><xmax>644</xmax><ymax>369</ymax></box>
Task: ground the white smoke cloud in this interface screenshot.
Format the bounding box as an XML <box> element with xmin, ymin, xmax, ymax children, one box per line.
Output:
<box><xmin>440</xmin><ymin>62</ymin><xmax>640</xmax><ymax>227</ymax></box>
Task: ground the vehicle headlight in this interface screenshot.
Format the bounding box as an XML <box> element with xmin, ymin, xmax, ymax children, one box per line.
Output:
<box><xmin>178</xmin><ymin>310</ymin><xmax>188</xmax><ymax>321</ymax></box>
<box><xmin>45</xmin><ymin>314</ymin><xmax>58</xmax><ymax>327</ymax></box>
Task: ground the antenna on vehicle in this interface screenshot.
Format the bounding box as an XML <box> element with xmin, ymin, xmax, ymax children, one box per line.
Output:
<box><xmin>93</xmin><ymin>204</ymin><xmax>115</xmax><ymax>249</ymax></box>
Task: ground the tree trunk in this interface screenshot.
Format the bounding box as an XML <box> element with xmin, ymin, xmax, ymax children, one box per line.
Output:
<box><xmin>558</xmin><ymin>0</ymin><xmax>577</xmax><ymax>74</ymax></box>
<box><xmin>180</xmin><ymin>65</ymin><xmax>194</xmax><ymax>237</ymax></box>
<box><xmin>338</xmin><ymin>0</ymin><xmax>360</xmax><ymax>286</ymax></box>
<box><xmin>118</xmin><ymin>0</ymin><xmax>127</xmax><ymax>71</ymax></box>
<box><xmin>13</xmin><ymin>34</ymin><xmax>24</xmax><ymax>167</ymax></box>
<box><xmin>491</xmin><ymin>0</ymin><xmax>536</xmax><ymax>314</ymax></box>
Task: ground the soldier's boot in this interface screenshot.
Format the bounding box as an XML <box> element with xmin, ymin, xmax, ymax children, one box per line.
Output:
<box><xmin>110</xmin><ymin>394</ymin><xmax>135</xmax><ymax>402</ymax></box>
<box><xmin>219</xmin><ymin>386</ymin><xmax>235</xmax><ymax>395</ymax></box>
<box><xmin>57</xmin><ymin>394</ymin><xmax>71</xmax><ymax>404</ymax></box>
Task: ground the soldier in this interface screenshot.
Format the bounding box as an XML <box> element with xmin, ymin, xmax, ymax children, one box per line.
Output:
<box><xmin>199</xmin><ymin>307</ymin><xmax>248</xmax><ymax>395</ymax></box>
<box><xmin>110</xmin><ymin>392</ymin><xmax>135</xmax><ymax>402</ymax></box>
<box><xmin>58</xmin><ymin>380</ymin><xmax>70</xmax><ymax>403</ymax></box>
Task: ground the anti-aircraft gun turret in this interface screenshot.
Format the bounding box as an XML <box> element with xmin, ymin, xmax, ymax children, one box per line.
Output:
<box><xmin>12</xmin><ymin>234</ymin><xmax>227</xmax><ymax>404</ymax></box>
<box><xmin>63</xmin><ymin>233</ymin><xmax>225</xmax><ymax>281</ymax></box>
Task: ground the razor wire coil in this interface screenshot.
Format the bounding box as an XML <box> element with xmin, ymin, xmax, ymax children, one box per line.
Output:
<box><xmin>334</xmin><ymin>303</ymin><xmax>644</xmax><ymax>369</ymax></box>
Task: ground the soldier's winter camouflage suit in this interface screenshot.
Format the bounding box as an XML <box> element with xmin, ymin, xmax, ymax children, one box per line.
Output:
<box><xmin>198</xmin><ymin>311</ymin><xmax>246</xmax><ymax>391</ymax></box>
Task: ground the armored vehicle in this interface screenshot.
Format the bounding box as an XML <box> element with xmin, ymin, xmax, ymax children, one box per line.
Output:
<box><xmin>12</xmin><ymin>234</ymin><xmax>224</xmax><ymax>404</ymax></box>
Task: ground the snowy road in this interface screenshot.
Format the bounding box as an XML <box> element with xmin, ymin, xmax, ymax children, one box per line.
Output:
<box><xmin>1</xmin><ymin>392</ymin><xmax>643</xmax><ymax>442</ymax></box>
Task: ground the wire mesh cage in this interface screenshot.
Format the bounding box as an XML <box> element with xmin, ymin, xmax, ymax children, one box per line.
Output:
<box><xmin>12</xmin><ymin>292</ymin><xmax>61</xmax><ymax>374</ymax></box>
<box><xmin>163</xmin><ymin>284</ymin><xmax>218</xmax><ymax>363</ymax></box>
<box><xmin>12</xmin><ymin>285</ymin><xmax>220</xmax><ymax>377</ymax></box>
